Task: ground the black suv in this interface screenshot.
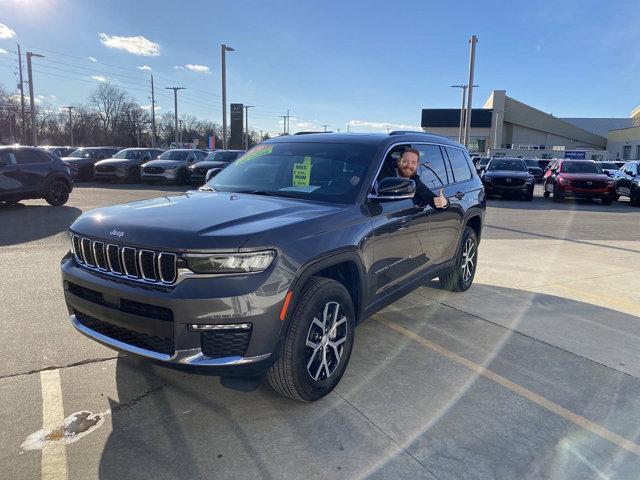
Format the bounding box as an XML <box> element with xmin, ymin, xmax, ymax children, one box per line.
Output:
<box><xmin>615</xmin><ymin>161</ymin><xmax>640</xmax><ymax>206</ymax></box>
<box><xmin>1</xmin><ymin>146</ymin><xmax>73</xmax><ymax>206</ymax></box>
<box><xmin>481</xmin><ymin>158</ymin><xmax>535</xmax><ymax>200</ymax></box>
<box><xmin>61</xmin><ymin>147</ymin><xmax>121</xmax><ymax>181</ymax></box>
<box><xmin>61</xmin><ymin>132</ymin><xmax>485</xmax><ymax>401</ymax></box>
<box><xmin>94</xmin><ymin>148</ymin><xmax>164</xmax><ymax>182</ymax></box>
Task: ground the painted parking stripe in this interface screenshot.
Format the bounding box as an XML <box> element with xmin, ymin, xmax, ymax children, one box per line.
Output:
<box><xmin>40</xmin><ymin>369</ymin><xmax>68</xmax><ymax>480</ymax></box>
<box><xmin>377</xmin><ymin>316</ymin><xmax>640</xmax><ymax>457</ymax></box>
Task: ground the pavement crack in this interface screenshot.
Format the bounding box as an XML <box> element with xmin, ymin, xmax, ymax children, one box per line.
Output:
<box><xmin>333</xmin><ymin>390</ymin><xmax>442</xmax><ymax>480</ymax></box>
<box><xmin>111</xmin><ymin>381</ymin><xmax>170</xmax><ymax>412</ymax></box>
<box><xmin>0</xmin><ymin>355</ymin><xmax>122</xmax><ymax>381</ymax></box>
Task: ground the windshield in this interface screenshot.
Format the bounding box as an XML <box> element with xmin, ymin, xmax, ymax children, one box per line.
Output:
<box><xmin>112</xmin><ymin>149</ymin><xmax>141</xmax><ymax>159</ymax></box>
<box><xmin>488</xmin><ymin>159</ymin><xmax>527</xmax><ymax>172</ymax></box>
<box><xmin>561</xmin><ymin>161</ymin><xmax>601</xmax><ymax>174</ymax></box>
<box><xmin>68</xmin><ymin>148</ymin><xmax>94</xmax><ymax>158</ymax></box>
<box><xmin>207</xmin><ymin>142</ymin><xmax>377</xmax><ymax>204</ymax></box>
<box><xmin>479</xmin><ymin>158</ymin><xmax>490</xmax><ymax>165</ymax></box>
<box><xmin>158</xmin><ymin>150</ymin><xmax>190</xmax><ymax>161</ymax></box>
<box><xmin>524</xmin><ymin>160</ymin><xmax>539</xmax><ymax>167</ymax></box>
<box><xmin>599</xmin><ymin>163</ymin><xmax>618</xmax><ymax>169</ymax></box>
<box><xmin>206</xmin><ymin>151</ymin><xmax>241</xmax><ymax>162</ymax></box>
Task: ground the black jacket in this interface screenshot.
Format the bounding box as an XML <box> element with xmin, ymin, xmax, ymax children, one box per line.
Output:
<box><xmin>378</xmin><ymin>162</ymin><xmax>438</xmax><ymax>208</ymax></box>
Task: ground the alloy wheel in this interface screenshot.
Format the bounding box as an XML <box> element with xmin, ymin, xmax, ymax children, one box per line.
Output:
<box><xmin>305</xmin><ymin>301</ymin><xmax>348</xmax><ymax>381</ymax></box>
<box><xmin>51</xmin><ymin>182</ymin><xmax>65</xmax><ymax>204</ymax></box>
<box><xmin>460</xmin><ymin>238</ymin><xmax>476</xmax><ymax>283</ymax></box>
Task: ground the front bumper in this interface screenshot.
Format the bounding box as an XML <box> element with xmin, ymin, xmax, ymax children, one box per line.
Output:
<box><xmin>61</xmin><ymin>253</ymin><xmax>293</xmax><ymax>375</ymax></box>
<box><xmin>556</xmin><ymin>186</ymin><xmax>614</xmax><ymax>198</ymax></box>
<box><xmin>484</xmin><ymin>183</ymin><xmax>533</xmax><ymax>195</ymax></box>
<box><xmin>141</xmin><ymin>170</ymin><xmax>177</xmax><ymax>182</ymax></box>
<box><xmin>95</xmin><ymin>168</ymin><xmax>128</xmax><ymax>180</ymax></box>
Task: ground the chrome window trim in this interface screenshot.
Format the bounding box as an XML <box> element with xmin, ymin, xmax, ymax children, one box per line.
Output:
<box><xmin>92</xmin><ymin>241</ymin><xmax>108</xmax><ymax>271</ymax></box>
<box><xmin>138</xmin><ymin>249</ymin><xmax>157</xmax><ymax>281</ymax></box>
<box><xmin>121</xmin><ymin>247</ymin><xmax>139</xmax><ymax>278</ymax></box>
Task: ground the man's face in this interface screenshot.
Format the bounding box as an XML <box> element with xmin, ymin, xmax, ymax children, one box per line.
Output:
<box><xmin>398</xmin><ymin>152</ymin><xmax>419</xmax><ymax>178</ymax></box>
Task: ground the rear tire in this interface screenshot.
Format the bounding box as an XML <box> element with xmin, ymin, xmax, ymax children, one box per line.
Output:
<box><xmin>127</xmin><ymin>167</ymin><xmax>141</xmax><ymax>183</ymax></box>
<box><xmin>44</xmin><ymin>179</ymin><xmax>70</xmax><ymax>206</ymax></box>
<box><xmin>439</xmin><ymin>226</ymin><xmax>478</xmax><ymax>292</ymax></box>
<box><xmin>267</xmin><ymin>277</ymin><xmax>355</xmax><ymax>402</ymax></box>
<box><xmin>177</xmin><ymin>168</ymin><xmax>190</xmax><ymax>186</ymax></box>
<box><xmin>543</xmin><ymin>182</ymin><xmax>550</xmax><ymax>197</ymax></box>
<box><xmin>631</xmin><ymin>189</ymin><xmax>640</xmax><ymax>207</ymax></box>
<box><xmin>552</xmin><ymin>184</ymin><xmax>563</xmax><ymax>202</ymax></box>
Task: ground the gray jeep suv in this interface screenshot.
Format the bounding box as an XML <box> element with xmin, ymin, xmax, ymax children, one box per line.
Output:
<box><xmin>61</xmin><ymin>132</ymin><xmax>485</xmax><ymax>401</ymax></box>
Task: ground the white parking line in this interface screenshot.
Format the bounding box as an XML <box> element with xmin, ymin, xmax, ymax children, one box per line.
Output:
<box><xmin>40</xmin><ymin>369</ymin><xmax>68</xmax><ymax>480</ymax></box>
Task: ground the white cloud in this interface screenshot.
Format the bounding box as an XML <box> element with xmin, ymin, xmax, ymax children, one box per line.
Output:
<box><xmin>98</xmin><ymin>33</ymin><xmax>160</xmax><ymax>56</ymax></box>
<box><xmin>91</xmin><ymin>75</ymin><xmax>107</xmax><ymax>82</ymax></box>
<box><xmin>141</xmin><ymin>104</ymin><xmax>161</xmax><ymax>111</ymax></box>
<box><xmin>295</xmin><ymin>122</ymin><xmax>313</xmax><ymax>129</ymax></box>
<box><xmin>50</xmin><ymin>95</ymin><xmax>56</xmax><ymax>100</ymax></box>
<box><xmin>37</xmin><ymin>95</ymin><xmax>46</xmax><ymax>100</ymax></box>
<box><xmin>348</xmin><ymin>120</ymin><xmax>421</xmax><ymax>132</ymax></box>
<box><xmin>0</xmin><ymin>23</ymin><xmax>16</xmax><ymax>39</ymax></box>
<box><xmin>88</xmin><ymin>56</ymin><xmax>97</xmax><ymax>62</ymax></box>
<box><xmin>185</xmin><ymin>64</ymin><xmax>210</xmax><ymax>74</ymax></box>
<box><xmin>0</xmin><ymin>48</ymin><xmax>8</xmax><ymax>54</ymax></box>
<box><xmin>137</xmin><ymin>65</ymin><xmax>152</xmax><ymax>71</ymax></box>
<box><xmin>174</xmin><ymin>65</ymin><xmax>184</xmax><ymax>70</ymax></box>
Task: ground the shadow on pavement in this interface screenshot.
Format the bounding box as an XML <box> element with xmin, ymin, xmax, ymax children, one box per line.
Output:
<box><xmin>0</xmin><ymin>204</ymin><xmax>82</xmax><ymax>246</ymax></box>
<box><xmin>487</xmin><ymin>195</ymin><xmax>633</xmax><ymax>213</ymax></box>
<box><xmin>96</xmin><ymin>284</ymin><xmax>640</xmax><ymax>479</ymax></box>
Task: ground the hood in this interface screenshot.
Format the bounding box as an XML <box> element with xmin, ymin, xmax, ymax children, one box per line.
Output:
<box><xmin>62</xmin><ymin>156</ymin><xmax>91</xmax><ymax>163</ymax></box>
<box><xmin>527</xmin><ymin>166</ymin><xmax>542</xmax><ymax>172</ymax></box>
<box><xmin>95</xmin><ymin>158</ymin><xmax>130</xmax><ymax>168</ymax></box>
<box><xmin>190</xmin><ymin>161</ymin><xmax>227</xmax><ymax>170</ymax></box>
<box><xmin>484</xmin><ymin>170</ymin><xmax>531</xmax><ymax>178</ymax></box>
<box><xmin>70</xmin><ymin>191</ymin><xmax>345</xmax><ymax>251</ymax></box>
<box><xmin>558</xmin><ymin>172</ymin><xmax>610</xmax><ymax>180</ymax></box>
<box><xmin>143</xmin><ymin>159</ymin><xmax>186</xmax><ymax>169</ymax></box>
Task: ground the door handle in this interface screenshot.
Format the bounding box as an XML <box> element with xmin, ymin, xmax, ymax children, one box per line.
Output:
<box><xmin>454</xmin><ymin>191</ymin><xmax>465</xmax><ymax>200</ymax></box>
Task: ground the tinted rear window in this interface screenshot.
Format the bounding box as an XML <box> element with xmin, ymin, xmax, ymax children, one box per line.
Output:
<box><xmin>561</xmin><ymin>161</ymin><xmax>601</xmax><ymax>174</ymax></box>
<box><xmin>445</xmin><ymin>147</ymin><xmax>472</xmax><ymax>182</ymax></box>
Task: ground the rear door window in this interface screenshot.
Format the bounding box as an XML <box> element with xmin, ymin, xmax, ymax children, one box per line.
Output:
<box><xmin>414</xmin><ymin>144</ymin><xmax>450</xmax><ymax>189</ymax></box>
<box><xmin>15</xmin><ymin>149</ymin><xmax>46</xmax><ymax>164</ymax></box>
<box><xmin>0</xmin><ymin>151</ymin><xmax>17</xmax><ymax>166</ymax></box>
<box><xmin>445</xmin><ymin>147</ymin><xmax>472</xmax><ymax>183</ymax></box>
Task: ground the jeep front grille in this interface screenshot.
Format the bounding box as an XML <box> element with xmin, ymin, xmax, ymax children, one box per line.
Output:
<box><xmin>71</xmin><ymin>234</ymin><xmax>177</xmax><ymax>284</ymax></box>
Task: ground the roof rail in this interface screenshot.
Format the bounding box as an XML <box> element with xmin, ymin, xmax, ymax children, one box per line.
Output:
<box><xmin>388</xmin><ymin>130</ymin><xmax>428</xmax><ymax>135</ymax></box>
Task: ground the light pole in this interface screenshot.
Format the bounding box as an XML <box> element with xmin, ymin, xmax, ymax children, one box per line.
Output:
<box><xmin>244</xmin><ymin>105</ymin><xmax>254</xmax><ymax>150</ymax></box>
<box><xmin>64</xmin><ymin>106</ymin><xmax>75</xmax><ymax>146</ymax></box>
<box><xmin>321</xmin><ymin>124</ymin><xmax>328</xmax><ymax>132</ymax></box>
<box><xmin>26</xmin><ymin>51</ymin><xmax>44</xmax><ymax>146</ymax></box>
<box><xmin>221</xmin><ymin>44</ymin><xmax>235</xmax><ymax>149</ymax></box>
<box><xmin>278</xmin><ymin>115</ymin><xmax>287</xmax><ymax>135</ymax></box>
<box><xmin>463</xmin><ymin>35</ymin><xmax>478</xmax><ymax>148</ymax></box>
<box><xmin>165</xmin><ymin>86</ymin><xmax>185</xmax><ymax>146</ymax></box>
<box><xmin>451</xmin><ymin>84</ymin><xmax>477</xmax><ymax>144</ymax></box>
<box><xmin>493</xmin><ymin>111</ymin><xmax>500</xmax><ymax>150</ymax></box>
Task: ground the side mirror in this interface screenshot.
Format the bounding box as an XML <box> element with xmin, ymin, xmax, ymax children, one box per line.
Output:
<box><xmin>371</xmin><ymin>177</ymin><xmax>415</xmax><ymax>201</ymax></box>
<box><xmin>205</xmin><ymin>167</ymin><xmax>224</xmax><ymax>182</ymax></box>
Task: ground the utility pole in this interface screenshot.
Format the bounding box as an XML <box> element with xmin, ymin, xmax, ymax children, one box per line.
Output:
<box><xmin>221</xmin><ymin>44</ymin><xmax>235</xmax><ymax>149</ymax></box>
<box><xmin>165</xmin><ymin>86</ymin><xmax>185</xmax><ymax>146</ymax></box>
<box><xmin>337</xmin><ymin>128</ymin><xmax>341</xmax><ymax>133</ymax></box>
<box><xmin>451</xmin><ymin>84</ymin><xmax>477</xmax><ymax>144</ymax></box>
<box><xmin>286</xmin><ymin>109</ymin><xmax>290</xmax><ymax>134</ymax></box>
<box><xmin>64</xmin><ymin>106</ymin><xmax>75</xmax><ymax>146</ymax></box>
<box><xmin>17</xmin><ymin>43</ymin><xmax>26</xmax><ymax>144</ymax></box>
<box><xmin>347</xmin><ymin>124</ymin><xmax>350</xmax><ymax>132</ymax></box>
<box><xmin>150</xmin><ymin>74</ymin><xmax>157</xmax><ymax>148</ymax></box>
<box><xmin>243</xmin><ymin>105</ymin><xmax>254</xmax><ymax>150</ymax></box>
<box><xmin>321</xmin><ymin>124</ymin><xmax>328</xmax><ymax>132</ymax></box>
<box><xmin>179</xmin><ymin>119</ymin><xmax>184</xmax><ymax>143</ymax></box>
<box><xmin>278</xmin><ymin>115</ymin><xmax>287</xmax><ymax>135</ymax></box>
<box><xmin>463</xmin><ymin>35</ymin><xmax>478</xmax><ymax>148</ymax></box>
<box><xmin>26</xmin><ymin>51</ymin><xmax>44</xmax><ymax>146</ymax></box>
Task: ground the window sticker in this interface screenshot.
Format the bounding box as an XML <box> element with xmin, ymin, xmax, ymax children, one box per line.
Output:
<box><xmin>292</xmin><ymin>156</ymin><xmax>312</xmax><ymax>187</ymax></box>
<box><xmin>236</xmin><ymin>145</ymin><xmax>273</xmax><ymax>165</ymax></box>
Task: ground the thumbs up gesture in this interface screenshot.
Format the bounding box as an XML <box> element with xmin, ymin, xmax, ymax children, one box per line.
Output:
<box><xmin>434</xmin><ymin>187</ymin><xmax>448</xmax><ymax>209</ymax></box>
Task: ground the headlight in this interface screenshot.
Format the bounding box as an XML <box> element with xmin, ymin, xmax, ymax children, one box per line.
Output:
<box><xmin>186</xmin><ymin>250</ymin><xmax>276</xmax><ymax>274</ymax></box>
<box><xmin>558</xmin><ymin>177</ymin><xmax>571</xmax><ymax>185</ymax></box>
<box><xmin>483</xmin><ymin>176</ymin><xmax>492</xmax><ymax>182</ymax></box>
<box><xmin>526</xmin><ymin>177</ymin><xmax>534</xmax><ymax>184</ymax></box>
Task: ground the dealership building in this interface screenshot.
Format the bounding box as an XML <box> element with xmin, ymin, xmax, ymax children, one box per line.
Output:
<box><xmin>421</xmin><ymin>90</ymin><xmax>640</xmax><ymax>160</ymax></box>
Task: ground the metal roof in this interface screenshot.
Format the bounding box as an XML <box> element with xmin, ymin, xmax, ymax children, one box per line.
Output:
<box><xmin>561</xmin><ymin>118</ymin><xmax>640</xmax><ymax>137</ymax></box>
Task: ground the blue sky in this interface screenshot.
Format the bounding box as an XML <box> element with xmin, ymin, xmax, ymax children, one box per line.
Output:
<box><xmin>0</xmin><ymin>0</ymin><xmax>638</xmax><ymax>136</ymax></box>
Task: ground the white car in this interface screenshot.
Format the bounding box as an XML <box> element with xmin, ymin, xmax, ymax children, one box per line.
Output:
<box><xmin>141</xmin><ymin>149</ymin><xmax>208</xmax><ymax>185</ymax></box>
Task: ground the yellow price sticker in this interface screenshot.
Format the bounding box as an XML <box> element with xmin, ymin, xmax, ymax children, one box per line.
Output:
<box><xmin>292</xmin><ymin>156</ymin><xmax>312</xmax><ymax>187</ymax></box>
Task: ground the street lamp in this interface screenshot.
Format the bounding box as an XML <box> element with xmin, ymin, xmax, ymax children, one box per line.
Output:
<box><xmin>244</xmin><ymin>105</ymin><xmax>254</xmax><ymax>150</ymax></box>
<box><xmin>26</xmin><ymin>51</ymin><xmax>44</xmax><ymax>146</ymax></box>
<box><xmin>221</xmin><ymin>44</ymin><xmax>235</xmax><ymax>149</ymax></box>
<box><xmin>165</xmin><ymin>86</ymin><xmax>185</xmax><ymax>146</ymax></box>
<box><xmin>451</xmin><ymin>84</ymin><xmax>477</xmax><ymax>144</ymax></box>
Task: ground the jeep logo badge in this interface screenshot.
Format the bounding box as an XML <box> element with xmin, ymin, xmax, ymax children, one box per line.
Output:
<box><xmin>506</xmin><ymin>178</ymin><xmax>512</xmax><ymax>183</ymax></box>
<box><xmin>110</xmin><ymin>229</ymin><xmax>125</xmax><ymax>238</ymax></box>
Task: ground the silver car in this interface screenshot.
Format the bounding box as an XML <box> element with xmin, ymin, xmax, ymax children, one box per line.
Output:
<box><xmin>141</xmin><ymin>149</ymin><xmax>208</xmax><ymax>185</ymax></box>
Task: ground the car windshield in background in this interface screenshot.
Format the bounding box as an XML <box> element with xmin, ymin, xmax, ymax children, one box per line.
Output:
<box><xmin>68</xmin><ymin>148</ymin><xmax>92</xmax><ymax>158</ymax></box>
<box><xmin>561</xmin><ymin>161</ymin><xmax>601</xmax><ymax>174</ymax></box>
<box><xmin>158</xmin><ymin>150</ymin><xmax>190</xmax><ymax>161</ymax></box>
<box><xmin>207</xmin><ymin>151</ymin><xmax>241</xmax><ymax>162</ymax></box>
<box><xmin>112</xmin><ymin>150</ymin><xmax>141</xmax><ymax>159</ymax></box>
<box><xmin>599</xmin><ymin>163</ymin><xmax>618</xmax><ymax>169</ymax></box>
<box><xmin>524</xmin><ymin>160</ymin><xmax>539</xmax><ymax>167</ymax></box>
<box><xmin>208</xmin><ymin>142</ymin><xmax>377</xmax><ymax>204</ymax></box>
<box><xmin>480</xmin><ymin>158</ymin><xmax>490</xmax><ymax>165</ymax></box>
<box><xmin>488</xmin><ymin>159</ymin><xmax>526</xmax><ymax>171</ymax></box>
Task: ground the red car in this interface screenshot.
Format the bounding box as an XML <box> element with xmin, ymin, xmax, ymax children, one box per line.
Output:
<box><xmin>543</xmin><ymin>159</ymin><xmax>615</xmax><ymax>205</ymax></box>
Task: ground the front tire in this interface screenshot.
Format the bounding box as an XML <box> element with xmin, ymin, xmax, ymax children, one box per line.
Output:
<box><xmin>267</xmin><ymin>277</ymin><xmax>355</xmax><ymax>402</ymax></box>
<box><xmin>440</xmin><ymin>226</ymin><xmax>478</xmax><ymax>292</ymax></box>
<box><xmin>79</xmin><ymin>165</ymin><xmax>94</xmax><ymax>182</ymax></box>
<box><xmin>631</xmin><ymin>188</ymin><xmax>640</xmax><ymax>207</ymax></box>
<box><xmin>601</xmin><ymin>197</ymin><xmax>613</xmax><ymax>206</ymax></box>
<box><xmin>176</xmin><ymin>168</ymin><xmax>190</xmax><ymax>186</ymax></box>
<box><xmin>552</xmin><ymin>184</ymin><xmax>563</xmax><ymax>202</ymax></box>
<box><xmin>44</xmin><ymin>180</ymin><xmax>70</xmax><ymax>206</ymax></box>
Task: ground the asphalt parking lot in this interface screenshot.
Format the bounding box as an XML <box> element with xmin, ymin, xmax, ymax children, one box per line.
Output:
<box><xmin>2</xmin><ymin>183</ymin><xmax>640</xmax><ymax>480</ymax></box>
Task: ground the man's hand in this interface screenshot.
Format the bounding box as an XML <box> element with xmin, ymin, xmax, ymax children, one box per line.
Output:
<box><xmin>434</xmin><ymin>188</ymin><xmax>449</xmax><ymax>209</ymax></box>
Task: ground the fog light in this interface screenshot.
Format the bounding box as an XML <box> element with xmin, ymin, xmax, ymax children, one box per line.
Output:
<box><xmin>189</xmin><ymin>323</ymin><xmax>251</xmax><ymax>331</ymax></box>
